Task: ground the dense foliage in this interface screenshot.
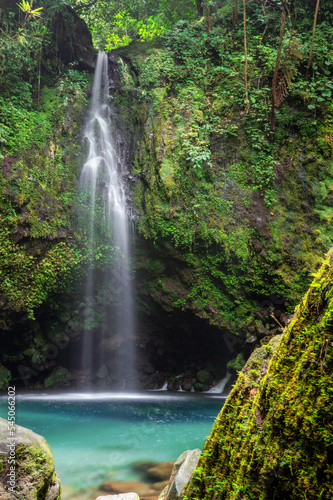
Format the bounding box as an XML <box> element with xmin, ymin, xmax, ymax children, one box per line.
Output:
<box><xmin>69</xmin><ymin>0</ymin><xmax>197</xmax><ymax>49</ymax></box>
<box><xmin>0</xmin><ymin>2</ymin><xmax>94</xmax><ymax>323</ymax></box>
<box><xmin>111</xmin><ymin>0</ymin><xmax>333</xmax><ymax>337</ymax></box>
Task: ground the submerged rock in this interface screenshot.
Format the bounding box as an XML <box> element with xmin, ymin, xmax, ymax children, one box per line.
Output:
<box><xmin>132</xmin><ymin>460</ymin><xmax>159</xmax><ymax>474</ymax></box>
<box><xmin>95</xmin><ymin>495</ymin><xmax>140</xmax><ymax>500</ymax></box>
<box><xmin>0</xmin><ymin>417</ymin><xmax>61</xmax><ymax>499</ymax></box>
<box><xmin>100</xmin><ymin>480</ymin><xmax>152</xmax><ymax>497</ymax></box>
<box><xmin>146</xmin><ymin>461</ymin><xmax>175</xmax><ymax>481</ymax></box>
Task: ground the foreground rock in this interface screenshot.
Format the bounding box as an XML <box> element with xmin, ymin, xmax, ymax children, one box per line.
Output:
<box><xmin>159</xmin><ymin>449</ymin><xmax>201</xmax><ymax>500</ymax></box>
<box><xmin>0</xmin><ymin>417</ymin><xmax>61</xmax><ymax>499</ymax></box>
<box><xmin>180</xmin><ymin>251</ymin><xmax>333</xmax><ymax>499</ymax></box>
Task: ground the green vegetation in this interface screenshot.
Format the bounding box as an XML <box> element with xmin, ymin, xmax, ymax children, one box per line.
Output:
<box><xmin>0</xmin><ymin>0</ymin><xmax>332</xmax><ymax>388</ymax></box>
<box><xmin>181</xmin><ymin>250</ymin><xmax>333</xmax><ymax>499</ymax></box>
<box><xmin>0</xmin><ymin>2</ymin><xmax>96</xmax><ymax>325</ymax></box>
<box><xmin>70</xmin><ymin>0</ymin><xmax>197</xmax><ymax>49</ymax></box>
<box><xmin>0</xmin><ymin>67</ymin><xmax>92</xmax><ymax>321</ymax></box>
<box><xmin>111</xmin><ymin>0</ymin><xmax>333</xmax><ymax>334</ymax></box>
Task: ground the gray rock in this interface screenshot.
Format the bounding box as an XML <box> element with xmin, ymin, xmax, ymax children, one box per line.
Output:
<box><xmin>0</xmin><ymin>417</ymin><xmax>61</xmax><ymax>499</ymax></box>
<box><xmin>158</xmin><ymin>449</ymin><xmax>201</xmax><ymax>500</ymax></box>
<box><xmin>95</xmin><ymin>495</ymin><xmax>140</xmax><ymax>500</ymax></box>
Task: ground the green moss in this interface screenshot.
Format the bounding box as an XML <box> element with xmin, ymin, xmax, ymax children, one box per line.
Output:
<box><xmin>181</xmin><ymin>250</ymin><xmax>333</xmax><ymax>499</ymax></box>
<box><xmin>0</xmin><ymin>70</ymin><xmax>92</xmax><ymax>323</ymax></box>
<box><xmin>116</xmin><ymin>13</ymin><xmax>333</xmax><ymax>333</ymax></box>
<box><xmin>227</xmin><ymin>352</ymin><xmax>247</xmax><ymax>373</ymax></box>
<box><xmin>44</xmin><ymin>367</ymin><xmax>71</xmax><ymax>388</ymax></box>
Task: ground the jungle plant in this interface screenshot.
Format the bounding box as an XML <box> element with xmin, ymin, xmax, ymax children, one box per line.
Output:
<box><xmin>306</xmin><ymin>0</ymin><xmax>321</xmax><ymax>79</ymax></box>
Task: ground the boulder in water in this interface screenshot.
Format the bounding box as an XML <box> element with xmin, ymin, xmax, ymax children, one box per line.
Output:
<box><xmin>0</xmin><ymin>417</ymin><xmax>61</xmax><ymax>499</ymax></box>
<box><xmin>132</xmin><ymin>460</ymin><xmax>159</xmax><ymax>474</ymax></box>
<box><xmin>158</xmin><ymin>449</ymin><xmax>201</xmax><ymax>500</ymax></box>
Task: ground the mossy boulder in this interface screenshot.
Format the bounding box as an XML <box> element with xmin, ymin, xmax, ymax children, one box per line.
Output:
<box><xmin>181</xmin><ymin>250</ymin><xmax>333</xmax><ymax>500</ymax></box>
<box><xmin>196</xmin><ymin>370</ymin><xmax>214</xmax><ymax>385</ymax></box>
<box><xmin>0</xmin><ymin>417</ymin><xmax>61</xmax><ymax>499</ymax></box>
<box><xmin>44</xmin><ymin>366</ymin><xmax>71</xmax><ymax>388</ymax></box>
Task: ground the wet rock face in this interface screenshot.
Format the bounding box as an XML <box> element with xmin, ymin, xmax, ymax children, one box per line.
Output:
<box><xmin>48</xmin><ymin>5</ymin><xmax>96</xmax><ymax>71</ymax></box>
<box><xmin>1</xmin><ymin>3</ymin><xmax>96</xmax><ymax>71</ymax></box>
<box><xmin>0</xmin><ymin>418</ymin><xmax>61</xmax><ymax>500</ymax></box>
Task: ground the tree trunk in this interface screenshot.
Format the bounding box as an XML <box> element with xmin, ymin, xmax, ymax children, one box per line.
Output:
<box><xmin>234</xmin><ymin>0</ymin><xmax>239</xmax><ymax>23</ymax></box>
<box><xmin>196</xmin><ymin>0</ymin><xmax>204</xmax><ymax>17</ymax></box>
<box><xmin>306</xmin><ymin>0</ymin><xmax>320</xmax><ymax>80</ymax></box>
<box><xmin>230</xmin><ymin>0</ymin><xmax>238</xmax><ymax>24</ymax></box>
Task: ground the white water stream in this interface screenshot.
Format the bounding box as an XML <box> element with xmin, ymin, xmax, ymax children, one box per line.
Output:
<box><xmin>80</xmin><ymin>52</ymin><xmax>135</xmax><ymax>388</ymax></box>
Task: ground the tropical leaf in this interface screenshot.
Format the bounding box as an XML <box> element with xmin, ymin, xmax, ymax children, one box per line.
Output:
<box><xmin>17</xmin><ymin>1</ymin><xmax>43</xmax><ymax>19</ymax></box>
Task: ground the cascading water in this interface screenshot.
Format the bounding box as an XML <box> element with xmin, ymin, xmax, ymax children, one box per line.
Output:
<box><xmin>79</xmin><ymin>51</ymin><xmax>135</xmax><ymax>389</ymax></box>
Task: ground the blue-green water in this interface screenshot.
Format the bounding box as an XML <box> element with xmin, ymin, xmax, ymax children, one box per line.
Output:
<box><xmin>0</xmin><ymin>392</ymin><xmax>224</xmax><ymax>497</ymax></box>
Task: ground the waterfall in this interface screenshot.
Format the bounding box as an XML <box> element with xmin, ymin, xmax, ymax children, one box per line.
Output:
<box><xmin>207</xmin><ymin>372</ymin><xmax>232</xmax><ymax>394</ymax></box>
<box><xmin>79</xmin><ymin>51</ymin><xmax>135</xmax><ymax>389</ymax></box>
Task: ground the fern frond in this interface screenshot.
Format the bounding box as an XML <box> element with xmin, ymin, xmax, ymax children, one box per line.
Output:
<box><xmin>273</xmin><ymin>36</ymin><xmax>302</xmax><ymax>107</ymax></box>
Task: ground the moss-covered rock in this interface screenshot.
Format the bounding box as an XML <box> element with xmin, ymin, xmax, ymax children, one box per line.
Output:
<box><xmin>0</xmin><ymin>364</ymin><xmax>11</xmax><ymax>390</ymax></box>
<box><xmin>44</xmin><ymin>366</ymin><xmax>71</xmax><ymax>388</ymax></box>
<box><xmin>180</xmin><ymin>250</ymin><xmax>333</xmax><ymax>500</ymax></box>
<box><xmin>226</xmin><ymin>352</ymin><xmax>247</xmax><ymax>373</ymax></box>
<box><xmin>0</xmin><ymin>417</ymin><xmax>61</xmax><ymax>499</ymax></box>
<box><xmin>196</xmin><ymin>370</ymin><xmax>214</xmax><ymax>385</ymax></box>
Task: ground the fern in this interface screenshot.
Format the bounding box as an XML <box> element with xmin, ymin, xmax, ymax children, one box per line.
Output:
<box><xmin>273</xmin><ymin>35</ymin><xmax>302</xmax><ymax>107</ymax></box>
